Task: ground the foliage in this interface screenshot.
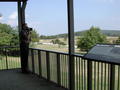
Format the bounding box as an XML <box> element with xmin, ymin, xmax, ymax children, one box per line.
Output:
<box><xmin>51</xmin><ymin>39</ymin><xmax>66</xmax><ymax>46</ymax></box>
<box><xmin>51</xmin><ymin>39</ymin><xmax>60</xmax><ymax>44</ymax></box>
<box><xmin>0</xmin><ymin>23</ymin><xmax>40</xmax><ymax>46</ymax></box>
<box><xmin>40</xmin><ymin>35</ymin><xmax>57</xmax><ymax>39</ymax></box>
<box><xmin>77</xmin><ymin>26</ymin><xmax>107</xmax><ymax>51</ymax></box>
<box><xmin>10</xmin><ymin>27</ymin><xmax>19</xmax><ymax>46</ymax></box>
<box><xmin>115</xmin><ymin>36</ymin><xmax>120</xmax><ymax>44</ymax></box>
<box><xmin>40</xmin><ymin>34</ymin><xmax>68</xmax><ymax>39</ymax></box>
<box><xmin>30</xmin><ymin>30</ymin><xmax>39</xmax><ymax>42</ymax></box>
<box><xmin>75</xmin><ymin>30</ymin><xmax>120</xmax><ymax>37</ymax></box>
<box><xmin>63</xmin><ymin>37</ymin><xmax>67</xmax><ymax>41</ymax></box>
<box><xmin>41</xmin><ymin>30</ymin><xmax>120</xmax><ymax>39</ymax></box>
<box><xmin>0</xmin><ymin>23</ymin><xmax>19</xmax><ymax>46</ymax></box>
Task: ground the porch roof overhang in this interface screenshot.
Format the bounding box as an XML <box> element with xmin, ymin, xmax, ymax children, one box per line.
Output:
<box><xmin>0</xmin><ymin>0</ymin><xmax>27</xmax><ymax>2</ymax></box>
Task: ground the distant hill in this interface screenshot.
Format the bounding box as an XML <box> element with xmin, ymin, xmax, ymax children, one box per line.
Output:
<box><xmin>75</xmin><ymin>30</ymin><xmax>120</xmax><ymax>37</ymax></box>
<box><xmin>101</xmin><ymin>30</ymin><xmax>120</xmax><ymax>36</ymax></box>
<box><xmin>40</xmin><ymin>30</ymin><xmax>120</xmax><ymax>39</ymax></box>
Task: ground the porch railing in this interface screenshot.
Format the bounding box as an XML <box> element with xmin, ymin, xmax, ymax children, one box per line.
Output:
<box><xmin>0</xmin><ymin>46</ymin><xmax>21</xmax><ymax>70</ymax></box>
<box><xmin>28</xmin><ymin>48</ymin><xmax>120</xmax><ymax>90</ymax></box>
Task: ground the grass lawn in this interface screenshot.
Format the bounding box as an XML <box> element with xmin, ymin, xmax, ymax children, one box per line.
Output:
<box><xmin>0</xmin><ymin>56</ymin><xmax>21</xmax><ymax>70</ymax></box>
<box><xmin>30</xmin><ymin>44</ymin><xmax>86</xmax><ymax>55</ymax></box>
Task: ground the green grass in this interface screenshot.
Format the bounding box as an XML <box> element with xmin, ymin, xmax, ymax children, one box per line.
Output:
<box><xmin>30</xmin><ymin>44</ymin><xmax>87</xmax><ymax>55</ymax></box>
<box><xmin>0</xmin><ymin>56</ymin><xmax>21</xmax><ymax>70</ymax></box>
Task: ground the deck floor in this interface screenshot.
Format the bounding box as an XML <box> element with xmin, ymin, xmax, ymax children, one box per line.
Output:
<box><xmin>0</xmin><ymin>69</ymin><xmax>66</xmax><ymax>90</ymax></box>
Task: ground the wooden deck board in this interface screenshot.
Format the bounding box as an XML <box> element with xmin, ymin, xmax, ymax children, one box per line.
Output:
<box><xmin>0</xmin><ymin>69</ymin><xmax>66</xmax><ymax>90</ymax></box>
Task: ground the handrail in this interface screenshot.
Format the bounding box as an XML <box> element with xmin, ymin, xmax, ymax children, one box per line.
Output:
<box><xmin>29</xmin><ymin>47</ymin><xmax>120</xmax><ymax>65</ymax></box>
<box><xmin>0</xmin><ymin>46</ymin><xmax>19</xmax><ymax>48</ymax></box>
<box><xmin>28</xmin><ymin>47</ymin><xmax>120</xmax><ymax>90</ymax></box>
<box><xmin>29</xmin><ymin>48</ymin><xmax>69</xmax><ymax>55</ymax></box>
<box><xmin>0</xmin><ymin>46</ymin><xmax>21</xmax><ymax>70</ymax></box>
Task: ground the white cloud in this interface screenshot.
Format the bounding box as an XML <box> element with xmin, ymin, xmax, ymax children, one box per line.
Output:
<box><xmin>0</xmin><ymin>15</ymin><xmax>4</xmax><ymax>23</ymax></box>
<box><xmin>9</xmin><ymin>11</ymin><xmax>17</xmax><ymax>20</ymax></box>
<box><xmin>0</xmin><ymin>13</ymin><xmax>3</xmax><ymax>20</ymax></box>
<box><xmin>7</xmin><ymin>19</ymin><xmax>18</xmax><ymax>26</ymax></box>
<box><xmin>6</xmin><ymin>11</ymin><xmax>18</xmax><ymax>26</ymax></box>
<box><xmin>0</xmin><ymin>16</ymin><xmax>3</xmax><ymax>20</ymax></box>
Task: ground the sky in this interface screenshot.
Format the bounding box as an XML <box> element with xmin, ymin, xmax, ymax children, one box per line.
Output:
<box><xmin>0</xmin><ymin>0</ymin><xmax>120</xmax><ymax>35</ymax></box>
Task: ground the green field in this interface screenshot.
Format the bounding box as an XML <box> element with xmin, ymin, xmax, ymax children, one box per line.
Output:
<box><xmin>30</xmin><ymin>36</ymin><xmax>118</xmax><ymax>55</ymax></box>
<box><xmin>0</xmin><ymin>56</ymin><xmax>21</xmax><ymax>70</ymax></box>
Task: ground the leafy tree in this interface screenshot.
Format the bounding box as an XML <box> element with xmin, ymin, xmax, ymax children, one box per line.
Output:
<box><xmin>77</xmin><ymin>26</ymin><xmax>107</xmax><ymax>51</ymax></box>
<box><xmin>59</xmin><ymin>41</ymin><xmax>66</xmax><ymax>45</ymax></box>
<box><xmin>30</xmin><ymin>30</ymin><xmax>39</xmax><ymax>42</ymax></box>
<box><xmin>40</xmin><ymin>35</ymin><xmax>57</xmax><ymax>39</ymax></box>
<box><xmin>54</xmin><ymin>39</ymin><xmax>60</xmax><ymax>44</ymax></box>
<box><xmin>51</xmin><ymin>39</ymin><xmax>66</xmax><ymax>48</ymax></box>
<box><xmin>10</xmin><ymin>30</ymin><xmax>19</xmax><ymax>46</ymax></box>
<box><xmin>51</xmin><ymin>39</ymin><xmax>61</xmax><ymax>44</ymax></box>
<box><xmin>0</xmin><ymin>32</ymin><xmax>12</xmax><ymax>46</ymax></box>
<box><xmin>63</xmin><ymin>37</ymin><xmax>67</xmax><ymax>41</ymax></box>
<box><xmin>115</xmin><ymin>36</ymin><xmax>120</xmax><ymax>44</ymax></box>
<box><xmin>0</xmin><ymin>23</ymin><xmax>40</xmax><ymax>46</ymax></box>
<box><xmin>51</xmin><ymin>40</ymin><xmax>55</xmax><ymax>44</ymax></box>
<box><xmin>0</xmin><ymin>23</ymin><xmax>19</xmax><ymax>46</ymax></box>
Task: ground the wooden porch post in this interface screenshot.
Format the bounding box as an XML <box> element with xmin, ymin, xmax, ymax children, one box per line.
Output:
<box><xmin>67</xmin><ymin>0</ymin><xmax>75</xmax><ymax>90</ymax></box>
<box><xmin>18</xmin><ymin>0</ymin><xmax>28</xmax><ymax>73</ymax></box>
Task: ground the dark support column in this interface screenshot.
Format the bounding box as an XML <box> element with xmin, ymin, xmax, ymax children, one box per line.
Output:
<box><xmin>31</xmin><ymin>49</ymin><xmax>35</xmax><ymax>73</ymax></box>
<box><xmin>21</xmin><ymin>1</ymin><xmax>27</xmax><ymax>24</ymax></box>
<box><xmin>87</xmin><ymin>61</ymin><xmax>92</xmax><ymax>90</ymax></box>
<box><xmin>57</xmin><ymin>53</ymin><xmax>61</xmax><ymax>85</ymax></box>
<box><xmin>110</xmin><ymin>64</ymin><xmax>115</xmax><ymax>90</ymax></box>
<box><xmin>5</xmin><ymin>48</ymin><xmax>8</xmax><ymax>69</ymax></box>
<box><xmin>18</xmin><ymin>1</ymin><xmax>28</xmax><ymax>73</ymax></box>
<box><xmin>18</xmin><ymin>1</ymin><xmax>23</xmax><ymax>71</ymax></box>
<box><xmin>38</xmin><ymin>50</ymin><xmax>42</xmax><ymax>77</ymax></box>
<box><xmin>67</xmin><ymin>0</ymin><xmax>75</xmax><ymax>90</ymax></box>
<box><xmin>18</xmin><ymin>1</ymin><xmax>22</xmax><ymax>33</ymax></box>
<box><xmin>46</xmin><ymin>51</ymin><xmax>50</xmax><ymax>81</ymax></box>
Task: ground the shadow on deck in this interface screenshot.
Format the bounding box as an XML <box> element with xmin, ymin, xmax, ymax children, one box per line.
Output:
<box><xmin>0</xmin><ymin>69</ymin><xmax>66</xmax><ymax>90</ymax></box>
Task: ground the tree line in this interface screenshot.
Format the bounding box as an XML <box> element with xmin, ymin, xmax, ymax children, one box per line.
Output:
<box><xmin>0</xmin><ymin>23</ymin><xmax>39</xmax><ymax>46</ymax></box>
<box><xmin>77</xmin><ymin>26</ymin><xmax>120</xmax><ymax>51</ymax></box>
<box><xmin>40</xmin><ymin>30</ymin><xmax>120</xmax><ymax>39</ymax></box>
<box><xmin>1</xmin><ymin>23</ymin><xmax>120</xmax><ymax>52</ymax></box>
<box><xmin>46</xmin><ymin>26</ymin><xmax>120</xmax><ymax>52</ymax></box>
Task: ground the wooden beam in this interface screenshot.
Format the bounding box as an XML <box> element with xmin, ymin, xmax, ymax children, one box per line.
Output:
<box><xmin>18</xmin><ymin>0</ymin><xmax>29</xmax><ymax>73</ymax></box>
<box><xmin>67</xmin><ymin>0</ymin><xmax>75</xmax><ymax>90</ymax></box>
<box><xmin>17</xmin><ymin>1</ymin><xmax>22</xmax><ymax>71</ymax></box>
<box><xmin>21</xmin><ymin>1</ymin><xmax>27</xmax><ymax>24</ymax></box>
<box><xmin>17</xmin><ymin>1</ymin><xmax>22</xmax><ymax>32</ymax></box>
<box><xmin>67</xmin><ymin>0</ymin><xmax>75</xmax><ymax>55</ymax></box>
<box><xmin>22</xmin><ymin>1</ymin><xmax>27</xmax><ymax>10</ymax></box>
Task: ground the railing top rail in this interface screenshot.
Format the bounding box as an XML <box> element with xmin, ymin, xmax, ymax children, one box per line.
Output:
<box><xmin>73</xmin><ymin>54</ymin><xmax>120</xmax><ymax>65</ymax></box>
<box><xmin>73</xmin><ymin>54</ymin><xmax>84</xmax><ymax>57</ymax></box>
<box><xmin>29</xmin><ymin>48</ymin><xmax>69</xmax><ymax>55</ymax></box>
<box><xmin>0</xmin><ymin>46</ymin><xmax>19</xmax><ymax>48</ymax></box>
<box><xmin>84</xmin><ymin>57</ymin><xmax>120</xmax><ymax>65</ymax></box>
<box><xmin>29</xmin><ymin>47</ymin><xmax>120</xmax><ymax>66</ymax></box>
